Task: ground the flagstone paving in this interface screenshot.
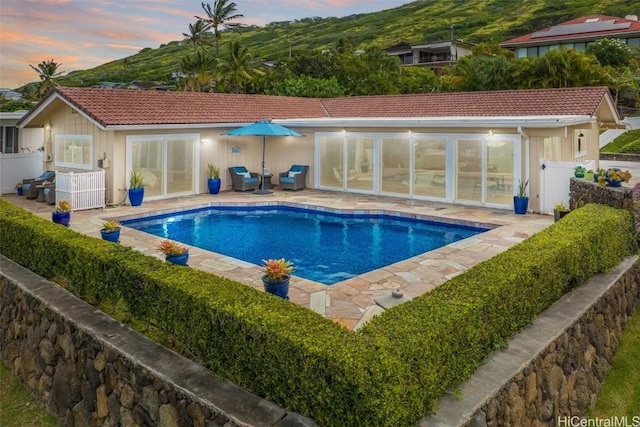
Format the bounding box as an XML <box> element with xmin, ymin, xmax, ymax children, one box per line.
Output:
<box><xmin>6</xmin><ymin>190</ymin><xmax>553</xmax><ymax>330</ymax></box>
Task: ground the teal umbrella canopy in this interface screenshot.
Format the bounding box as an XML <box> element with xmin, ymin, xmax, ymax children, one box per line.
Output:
<box><xmin>223</xmin><ymin>119</ymin><xmax>304</xmax><ymax>137</ymax></box>
<box><xmin>223</xmin><ymin>120</ymin><xmax>304</xmax><ymax>194</ymax></box>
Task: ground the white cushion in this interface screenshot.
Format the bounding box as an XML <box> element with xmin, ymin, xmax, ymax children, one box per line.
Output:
<box><xmin>288</xmin><ymin>171</ymin><xmax>300</xmax><ymax>178</ymax></box>
<box><xmin>240</xmin><ymin>171</ymin><xmax>251</xmax><ymax>178</ymax></box>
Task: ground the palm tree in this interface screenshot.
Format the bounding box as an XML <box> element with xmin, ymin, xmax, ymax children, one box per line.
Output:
<box><xmin>182</xmin><ymin>19</ymin><xmax>211</xmax><ymax>54</ymax></box>
<box><xmin>29</xmin><ymin>59</ymin><xmax>64</xmax><ymax>97</ymax></box>
<box><xmin>216</xmin><ymin>40</ymin><xmax>263</xmax><ymax>93</ymax></box>
<box><xmin>197</xmin><ymin>0</ymin><xmax>243</xmax><ymax>56</ymax></box>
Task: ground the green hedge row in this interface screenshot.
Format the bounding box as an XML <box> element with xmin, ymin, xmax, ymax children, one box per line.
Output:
<box><xmin>0</xmin><ymin>199</ymin><xmax>634</xmax><ymax>426</ymax></box>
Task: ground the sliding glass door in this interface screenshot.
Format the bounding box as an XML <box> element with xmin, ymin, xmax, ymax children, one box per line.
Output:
<box><xmin>127</xmin><ymin>134</ymin><xmax>198</xmax><ymax>199</ymax></box>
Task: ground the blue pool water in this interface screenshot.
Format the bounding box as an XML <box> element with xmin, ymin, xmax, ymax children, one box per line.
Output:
<box><xmin>122</xmin><ymin>206</ymin><xmax>490</xmax><ymax>285</ymax></box>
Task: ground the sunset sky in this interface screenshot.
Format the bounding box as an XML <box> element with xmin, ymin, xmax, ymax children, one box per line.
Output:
<box><xmin>0</xmin><ymin>0</ymin><xmax>408</xmax><ymax>89</ymax></box>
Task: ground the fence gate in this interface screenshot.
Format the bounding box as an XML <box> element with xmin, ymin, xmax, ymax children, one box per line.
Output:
<box><xmin>540</xmin><ymin>159</ymin><xmax>594</xmax><ymax>215</ymax></box>
<box><xmin>55</xmin><ymin>170</ymin><xmax>106</xmax><ymax>211</ymax></box>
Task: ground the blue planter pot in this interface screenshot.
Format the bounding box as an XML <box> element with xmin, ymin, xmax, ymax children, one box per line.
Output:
<box><xmin>17</xmin><ymin>188</ymin><xmax>23</xmax><ymax>196</ymax></box>
<box><xmin>513</xmin><ymin>196</ymin><xmax>529</xmax><ymax>215</ymax></box>
<box><xmin>606</xmin><ymin>179</ymin><xmax>622</xmax><ymax>187</ymax></box>
<box><xmin>128</xmin><ymin>188</ymin><xmax>144</xmax><ymax>206</ymax></box>
<box><xmin>166</xmin><ymin>252</ymin><xmax>189</xmax><ymax>266</ymax></box>
<box><xmin>52</xmin><ymin>212</ymin><xmax>71</xmax><ymax>227</ymax></box>
<box><xmin>207</xmin><ymin>178</ymin><xmax>221</xmax><ymax>194</ymax></box>
<box><xmin>262</xmin><ymin>275</ymin><xmax>290</xmax><ymax>300</ymax></box>
<box><xmin>100</xmin><ymin>228</ymin><xmax>121</xmax><ymax>243</ymax></box>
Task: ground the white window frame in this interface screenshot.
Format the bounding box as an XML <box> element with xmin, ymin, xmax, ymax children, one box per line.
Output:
<box><xmin>55</xmin><ymin>135</ymin><xmax>93</xmax><ymax>170</ymax></box>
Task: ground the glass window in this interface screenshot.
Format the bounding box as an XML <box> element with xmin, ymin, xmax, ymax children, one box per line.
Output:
<box><xmin>319</xmin><ymin>136</ymin><xmax>344</xmax><ymax>188</ymax></box>
<box><xmin>538</xmin><ymin>46</ymin><xmax>549</xmax><ymax>55</ymax></box>
<box><xmin>548</xmin><ymin>45</ymin><xmax>560</xmax><ymax>51</ymax></box>
<box><xmin>527</xmin><ymin>46</ymin><xmax>538</xmax><ymax>57</ymax></box>
<box><xmin>627</xmin><ymin>38</ymin><xmax>640</xmax><ymax>47</ymax></box>
<box><xmin>55</xmin><ymin>135</ymin><xmax>93</xmax><ymax>170</ymax></box>
<box><xmin>456</xmin><ymin>139</ymin><xmax>482</xmax><ymax>202</ymax></box>
<box><xmin>517</xmin><ymin>48</ymin><xmax>527</xmax><ymax>58</ymax></box>
<box><xmin>413</xmin><ymin>138</ymin><xmax>446</xmax><ymax>198</ymax></box>
<box><xmin>381</xmin><ymin>137</ymin><xmax>410</xmax><ymax>195</ymax></box>
<box><xmin>1</xmin><ymin>126</ymin><xmax>19</xmax><ymax>153</ymax></box>
<box><xmin>346</xmin><ymin>137</ymin><xmax>373</xmax><ymax>192</ymax></box>
<box><xmin>486</xmin><ymin>140</ymin><xmax>514</xmax><ymax>205</ymax></box>
<box><xmin>574</xmin><ymin>42</ymin><xmax>586</xmax><ymax>51</ymax></box>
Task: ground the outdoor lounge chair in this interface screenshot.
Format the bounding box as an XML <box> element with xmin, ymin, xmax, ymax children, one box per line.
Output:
<box><xmin>228</xmin><ymin>166</ymin><xmax>260</xmax><ymax>191</ymax></box>
<box><xmin>23</xmin><ymin>171</ymin><xmax>55</xmax><ymax>199</ymax></box>
<box><xmin>279</xmin><ymin>165</ymin><xmax>308</xmax><ymax>191</ymax></box>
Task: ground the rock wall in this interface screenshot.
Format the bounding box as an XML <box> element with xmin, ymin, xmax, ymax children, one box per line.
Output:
<box><xmin>426</xmin><ymin>256</ymin><xmax>640</xmax><ymax>427</ymax></box>
<box><xmin>0</xmin><ymin>256</ymin><xmax>313</xmax><ymax>427</ymax></box>
<box><xmin>569</xmin><ymin>177</ymin><xmax>633</xmax><ymax>211</ymax></box>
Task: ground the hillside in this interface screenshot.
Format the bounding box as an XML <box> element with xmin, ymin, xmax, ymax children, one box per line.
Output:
<box><xmin>58</xmin><ymin>0</ymin><xmax>638</xmax><ymax>87</ymax></box>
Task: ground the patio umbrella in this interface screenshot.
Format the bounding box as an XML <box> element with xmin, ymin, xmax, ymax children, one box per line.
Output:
<box><xmin>223</xmin><ymin>120</ymin><xmax>304</xmax><ymax>194</ymax></box>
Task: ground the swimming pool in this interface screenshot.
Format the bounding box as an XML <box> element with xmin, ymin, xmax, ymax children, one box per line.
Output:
<box><xmin>122</xmin><ymin>205</ymin><xmax>490</xmax><ymax>285</ymax></box>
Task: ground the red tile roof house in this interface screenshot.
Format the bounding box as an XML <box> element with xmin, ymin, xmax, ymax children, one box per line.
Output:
<box><xmin>17</xmin><ymin>86</ymin><xmax>619</xmax><ymax>214</ymax></box>
<box><xmin>500</xmin><ymin>14</ymin><xmax>640</xmax><ymax>58</ymax></box>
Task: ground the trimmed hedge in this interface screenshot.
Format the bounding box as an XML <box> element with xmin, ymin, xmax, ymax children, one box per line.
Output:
<box><xmin>0</xmin><ymin>199</ymin><xmax>634</xmax><ymax>426</ymax></box>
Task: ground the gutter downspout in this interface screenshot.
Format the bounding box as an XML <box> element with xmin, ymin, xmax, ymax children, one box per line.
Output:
<box><xmin>517</xmin><ymin>126</ymin><xmax>532</xmax><ymax>211</ymax></box>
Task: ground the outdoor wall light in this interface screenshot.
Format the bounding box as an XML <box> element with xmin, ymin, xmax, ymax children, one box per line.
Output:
<box><xmin>45</xmin><ymin>121</ymin><xmax>51</xmax><ymax>130</ymax></box>
<box><xmin>578</xmin><ymin>132</ymin><xmax>584</xmax><ymax>138</ymax></box>
<box><xmin>200</xmin><ymin>138</ymin><xmax>212</xmax><ymax>144</ymax></box>
<box><xmin>488</xmin><ymin>129</ymin><xmax>494</xmax><ymax>137</ymax></box>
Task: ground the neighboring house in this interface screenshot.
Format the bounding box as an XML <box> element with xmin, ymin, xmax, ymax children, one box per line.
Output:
<box><xmin>386</xmin><ymin>40</ymin><xmax>474</xmax><ymax>72</ymax></box>
<box><xmin>17</xmin><ymin>86</ymin><xmax>619</xmax><ymax>213</ymax></box>
<box><xmin>500</xmin><ymin>14</ymin><xmax>640</xmax><ymax>58</ymax></box>
<box><xmin>0</xmin><ymin>88</ymin><xmax>23</xmax><ymax>101</ymax></box>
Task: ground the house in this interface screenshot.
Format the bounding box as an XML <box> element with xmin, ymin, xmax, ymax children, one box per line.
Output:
<box><xmin>16</xmin><ymin>86</ymin><xmax>620</xmax><ymax>213</ymax></box>
<box><xmin>500</xmin><ymin>14</ymin><xmax>640</xmax><ymax>58</ymax></box>
<box><xmin>386</xmin><ymin>40</ymin><xmax>474</xmax><ymax>72</ymax></box>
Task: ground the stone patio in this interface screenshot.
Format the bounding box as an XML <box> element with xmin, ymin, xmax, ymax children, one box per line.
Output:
<box><xmin>6</xmin><ymin>190</ymin><xmax>554</xmax><ymax>330</ymax></box>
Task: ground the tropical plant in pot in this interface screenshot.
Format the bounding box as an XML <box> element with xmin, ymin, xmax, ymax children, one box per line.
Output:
<box><xmin>100</xmin><ymin>220</ymin><xmax>121</xmax><ymax>243</ymax></box>
<box><xmin>261</xmin><ymin>258</ymin><xmax>295</xmax><ymax>300</ymax></box>
<box><xmin>605</xmin><ymin>168</ymin><xmax>632</xmax><ymax>187</ymax></box>
<box><xmin>52</xmin><ymin>200</ymin><xmax>72</xmax><ymax>226</ymax></box>
<box><xmin>573</xmin><ymin>165</ymin><xmax>586</xmax><ymax>178</ymax></box>
<box><xmin>128</xmin><ymin>170</ymin><xmax>144</xmax><ymax>206</ymax></box>
<box><xmin>15</xmin><ymin>182</ymin><xmax>23</xmax><ymax>196</ymax></box>
<box><xmin>207</xmin><ymin>163</ymin><xmax>221</xmax><ymax>194</ymax></box>
<box><xmin>156</xmin><ymin>239</ymin><xmax>189</xmax><ymax>265</ymax></box>
<box><xmin>553</xmin><ymin>201</ymin><xmax>570</xmax><ymax>222</ymax></box>
<box><xmin>513</xmin><ymin>179</ymin><xmax>529</xmax><ymax>215</ymax></box>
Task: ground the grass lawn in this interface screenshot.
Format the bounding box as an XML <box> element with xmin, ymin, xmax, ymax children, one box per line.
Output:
<box><xmin>601</xmin><ymin>129</ymin><xmax>640</xmax><ymax>153</ymax></box>
<box><xmin>0</xmin><ymin>361</ymin><xmax>57</xmax><ymax>427</ymax></box>
<box><xmin>590</xmin><ymin>302</ymin><xmax>640</xmax><ymax>417</ymax></box>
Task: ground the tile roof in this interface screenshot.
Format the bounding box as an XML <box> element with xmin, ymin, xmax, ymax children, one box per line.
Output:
<box><xmin>22</xmin><ymin>86</ymin><xmax>612</xmax><ymax>127</ymax></box>
<box><xmin>53</xmin><ymin>87</ymin><xmax>327</xmax><ymax>126</ymax></box>
<box><xmin>322</xmin><ymin>87</ymin><xmax>609</xmax><ymax>118</ymax></box>
<box><xmin>501</xmin><ymin>15</ymin><xmax>640</xmax><ymax>46</ymax></box>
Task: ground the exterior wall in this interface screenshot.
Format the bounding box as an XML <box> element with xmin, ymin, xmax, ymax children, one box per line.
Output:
<box><xmin>0</xmin><ymin>255</ymin><xmax>313</xmax><ymax>427</ymax></box>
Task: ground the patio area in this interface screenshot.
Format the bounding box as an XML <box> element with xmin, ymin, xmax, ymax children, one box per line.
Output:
<box><xmin>6</xmin><ymin>190</ymin><xmax>553</xmax><ymax>330</ymax></box>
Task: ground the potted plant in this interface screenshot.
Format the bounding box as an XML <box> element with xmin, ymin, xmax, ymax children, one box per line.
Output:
<box><xmin>584</xmin><ymin>169</ymin><xmax>594</xmax><ymax>182</ymax></box>
<box><xmin>207</xmin><ymin>163</ymin><xmax>221</xmax><ymax>194</ymax></box>
<box><xmin>261</xmin><ymin>258</ymin><xmax>295</xmax><ymax>300</ymax></box>
<box><xmin>574</xmin><ymin>165</ymin><xmax>586</xmax><ymax>178</ymax></box>
<box><xmin>52</xmin><ymin>200</ymin><xmax>71</xmax><ymax>226</ymax></box>
<box><xmin>513</xmin><ymin>179</ymin><xmax>529</xmax><ymax>215</ymax></box>
<box><xmin>128</xmin><ymin>170</ymin><xmax>144</xmax><ymax>206</ymax></box>
<box><xmin>156</xmin><ymin>239</ymin><xmax>189</xmax><ymax>265</ymax></box>
<box><xmin>595</xmin><ymin>168</ymin><xmax>607</xmax><ymax>186</ymax></box>
<box><xmin>553</xmin><ymin>201</ymin><xmax>570</xmax><ymax>222</ymax></box>
<box><xmin>100</xmin><ymin>220</ymin><xmax>121</xmax><ymax>243</ymax></box>
<box><xmin>605</xmin><ymin>168</ymin><xmax>632</xmax><ymax>187</ymax></box>
<box><xmin>15</xmin><ymin>182</ymin><xmax>23</xmax><ymax>196</ymax></box>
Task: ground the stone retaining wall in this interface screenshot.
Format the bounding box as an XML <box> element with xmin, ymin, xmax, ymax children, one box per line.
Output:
<box><xmin>426</xmin><ymin>256</ymin><xmax>640</xmax><ymax>427</ymax></box>
<box><xmin>569</xmin><ymin>177</ymin><xmax>633</xmax><ymax>211</ymax></box>
<box><xmin>0</xmin><ymin>255</ymin><xmax>314</xmax><ymax>427</ymax></box>
<box><xmin>1</xmin><ymin>254</ymin><xmax>639</xmax><ymax>427</ymax></box>
<box><xmin>600</xmin><ymin>152</ymin><xmax>640</xmax><ymax>162</ymax></box>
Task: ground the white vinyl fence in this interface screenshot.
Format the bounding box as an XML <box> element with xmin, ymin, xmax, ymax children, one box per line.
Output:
<box><xmin>56</xmin><ymin>170</ymin><xmax>106</xmax><ymax>211</ymax></box>
<box><xmin>540</xmin><ymin>159</ymin><xmax>595</xmax><ymax>215</ymax></box>
<box><xmin>0</xmin><ymin>152</ymin><xmax>43</xmax><ymax>195</ymax></box>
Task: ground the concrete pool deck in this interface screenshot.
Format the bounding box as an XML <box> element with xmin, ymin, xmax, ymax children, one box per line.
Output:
<box><xmin>7</xmin><ymin>190</ymin><xmax>554</xmax><ymax>330</ymax></box>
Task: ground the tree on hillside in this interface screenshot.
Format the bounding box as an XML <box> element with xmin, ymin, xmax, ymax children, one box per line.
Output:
<box><xmin>182</xmin><ymin>19</ymin><xmax>212</xmax><ymax>54</ymax></box>
<box><xmin>180</xmin><ymin>51</ymin><xmax>216</xmax><ymax>92</ymax></box>
<box><xmin>29</xmin><ymin>59</ymin><xmax>64</xmax><ymax>98</ymax></box>
<box><xmin>197</xmin><ymin>0</ymin><xmax>243</xmax><ymax>56</ymax></box>
<box><xmin>447</xmin><ymin>55</ymin><xmax>513</xmax><ymax>91</ymax></box>
<box><xmin>587</xmin><ymin>38</ymin><xmax>631</xmax><ymax>68</ymax></box>
<box><xmin>216</xmin><ymin>40</ymin><xmax>263</xmax><ymax>93</ymax></box>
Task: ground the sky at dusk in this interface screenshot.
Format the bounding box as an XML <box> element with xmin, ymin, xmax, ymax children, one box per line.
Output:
<box><xmin>0</xmin><ymin>0</ymin><xmax>408</xmax><ymax>89</ymax></box>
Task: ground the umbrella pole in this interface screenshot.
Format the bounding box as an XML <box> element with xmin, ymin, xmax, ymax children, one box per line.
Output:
<box><xmin>254</xmin><ymin>136</ymin><xmax>272</xmax><ymax>194</ymax></box>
